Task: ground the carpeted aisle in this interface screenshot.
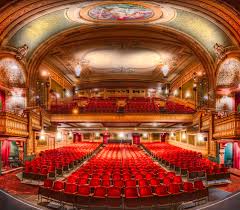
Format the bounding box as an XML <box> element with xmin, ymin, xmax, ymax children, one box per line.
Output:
<box><xmin>0</xmin><ymin>170</ymin><xmax>38</xmax><ymax>195</ymax></box>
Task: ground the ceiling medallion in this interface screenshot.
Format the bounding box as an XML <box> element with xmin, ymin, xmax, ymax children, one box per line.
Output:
<box><xmin>66</xmin><ymin>2</ymin><xmax>176</xmax><ymax>24</ymax></box>
<box><xmin>83</xmin><ymin>2</ymin><xmax>160</xmax><ymax>22</ymax></box>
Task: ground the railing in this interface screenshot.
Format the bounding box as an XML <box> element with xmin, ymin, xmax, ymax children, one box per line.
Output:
<box><xmin>213</xmin><ymin>113</ymin><xmax>240</xmax><ymax>139</ymax></box>
<box><xmin>0</xmin><ymin>111</ymin><xmax>28</xmax><ymax>137</ymax></box>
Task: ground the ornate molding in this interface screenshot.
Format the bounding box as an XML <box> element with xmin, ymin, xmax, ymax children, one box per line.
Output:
<box><xmin>50</xmin><ymin>113</ymin><xmax>193</xmax><ymax>123</ymax></box>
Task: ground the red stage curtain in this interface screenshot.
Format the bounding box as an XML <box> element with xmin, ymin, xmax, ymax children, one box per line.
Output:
<box><xmin>132</xmin><ymin>134</ymin><xmax>140</xmax><ymax>145</ymax></box>
<box><xmin>1</xmin><ymin>140</ymin><xmax>10</xmax><ymax>166</ymax></box>
<box><xmin>233</xmin><ymin>142</ymin><xmax>240</xmax><ymax>169</ymax></box>
<box><xmin>73</xmin><ymin>133</ymin><xmax>82</xmax><ymax>143</ymax></box>
<box><xmin>103</xmin><ymin>134</ymin><xmax>110</xmax><ymax>144</ymax></box>
<box><xmin>0</xmin><ymin>90</ymin><xmax>5</xmax><ymax>111</ymax></box>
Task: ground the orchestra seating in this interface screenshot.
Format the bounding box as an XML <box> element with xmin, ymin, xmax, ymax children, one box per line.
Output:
<box><xmin>142</xmin><ymin>143</ymin><xmax>230</xmax><ymax>181</ymax></box>
<box><xmin>50</xmin><ymin>97</ymin><xmax>194</xmax><ymax>114</ymax></box>
<box><xmin>22</xmin><ymin>142</ymin><xmax>101</xmax><ymax>181</ymax></box>
<box><xmin>39</xmin><ymin>143</ymin><xmax>209</xmax><ymax>208</ymax></box>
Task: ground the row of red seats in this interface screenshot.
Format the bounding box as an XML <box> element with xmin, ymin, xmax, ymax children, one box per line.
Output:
<box><xmin>22</xmin><ymin>143</ymin><xmax>100</xmax><ymax>180</ymax></box>
<box><xmin>39</xmin><ymin>179</ymin><xmax>207</xmax><ymax>208</ymax></box>
<box><xmin>39</xmin><ymin>143</ymin><xmax>208</xmax><ymax>208</ymax></box>
<box><xmin>142</xmin><ymin>143</ymin><xmax>230</xmax><ymax>181</ymax></box>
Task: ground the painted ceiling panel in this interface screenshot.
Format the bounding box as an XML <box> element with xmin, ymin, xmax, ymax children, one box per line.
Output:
<box><xmin>7</xmin><ymin>2</ymin><xmax>234</xmax><ymax>59</ymax></box>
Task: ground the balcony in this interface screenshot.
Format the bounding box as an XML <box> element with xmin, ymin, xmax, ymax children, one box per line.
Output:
<box><xmin>213</xmin><ymin>113</ymin><xmax>240</xmax><ymax>139</ymax></box>
<box><xmin>0</xmin><ymin>111</ymin><xmax>28</xmax><ymax>137</ymax></box>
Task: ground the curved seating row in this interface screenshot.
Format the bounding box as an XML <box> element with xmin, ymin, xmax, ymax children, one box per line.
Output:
<box><xmin>142</xmin><ymin>143</ymin><xmax>230</xmax><ymax>181</ymax></box>
<box><xmin>23</xmin><ymin>142</ymin><xmax>101</xmax><ymax>181</ymax></box>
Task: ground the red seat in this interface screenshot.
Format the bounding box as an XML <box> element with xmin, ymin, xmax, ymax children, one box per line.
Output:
<box><xmin>89</xmin><ymin>179</ymin><xmax>101</xmax><ymax>187</ymax></box>
<box><xmin>125</xmin><ymin>180</ymin><xmax>137</xmax><ymax>187</ymax></box>
<box><xmin>107</xmin><ymin>186</ymin><xmax>122</xmax><ymax>198</ymax></box>
<box><xmin>194</xmin><ymin>180</ymin><xmax>205</xmax><ymax>190</ymax></box>
<box><xmin>154</xmin><ymin>184</ymin><xmax>169</xmax><ymax>197</ymax></box>
<box><xmin>125</xmin><ymin>187</ymin><xmax>139</xmax><ymax>199</ymax></box>
<box><xmin>139</xmin><ymin>186</ymin><xmax>153</xmax><ymax>198</ymax></box>
<box><xmin>183</xmin><ymin>182</ymin><xmax>196</xmax><ymax>193</ymax></box>
<box><xmin>93</xmin><ymin>187</ymin><xmax>106</xmax><ymax>198</ymax></box>
<box><xmin>52</xmin><ymin>181</ymin><xmax>64</xmax><ymax>191</ymax></box>
<box><xmin>102</xmin><ymin>179</ymin><xmax>111</xmax><ymax>187</ymax></box>
<box><xmin>113</xmin><ymin>180</ymin><xmax>124</xmax><ymax>188</ymax></box>
<box><xmin>163</xmin><ymin>177</ymin><xmax>171</xmax><ymax>186</ymax></box>
<box><xmin>138</xmin><ymin>179</ymin><xmax>148</xmax><ymax>187</ymax></box>
<box><xmin>77</xmin><ymin>185</ymin><xmax>91</xmax><ymax>197</ymax></box>
<box><xmin>78</xmin><ymin>178</ymin><xmax>88</xmax><ymax>185</ymax></box>
<box><xmin>173</xmin><ymin>176</ymin><xmax>182</xmax><ymax>184</ymax></box>
<box><xmin>149</xmin><ymin>178</ymin><xmax>160</xmax><ymax>187</ymax></box>
<box><xmin>168</xmin><ymin>183</ymin><xmax>182</xmax><ymax>195</ymax></box>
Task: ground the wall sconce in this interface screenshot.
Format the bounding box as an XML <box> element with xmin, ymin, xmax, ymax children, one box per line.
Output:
<box><xmin>56</xmin><ymin>130</ymin><xmax>63</xmax><ymax>141</ymax></box>
<box><xmin>182</xmin><ymin>131</ymin><xmax>187</xmax><ymax>140</ymax></box>
<box><xmin>39</xmin><ymin>129</ymin><xmax>45</xmax><ymax>141</ymax></box>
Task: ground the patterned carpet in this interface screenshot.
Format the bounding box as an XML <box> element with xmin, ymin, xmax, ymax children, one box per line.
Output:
<box><xmin>0</xmin><ymin>170</ymin><xmax>38</xmax><ymax>195</ymax></box>
<box><xmin>216</xmin><ymin>174</ymin><xmax>240</xmax><ymax>192</ymax></box>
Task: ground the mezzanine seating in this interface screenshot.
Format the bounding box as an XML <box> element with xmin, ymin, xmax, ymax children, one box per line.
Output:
<box><xmin>50</xmin><ymin>97</ymin><xmax>195</xmax><ymax>114</ymax></box>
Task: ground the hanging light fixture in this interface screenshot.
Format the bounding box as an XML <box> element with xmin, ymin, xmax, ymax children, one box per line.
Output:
<box><xmin>161</xmin><ymin>64</ymin><xmax>170</xmax><ymax>77</ymax></box>
<box><xmin>75</xmin><ymin>64</ymin><xmax>81</xmax><ymax>78</ymax></box>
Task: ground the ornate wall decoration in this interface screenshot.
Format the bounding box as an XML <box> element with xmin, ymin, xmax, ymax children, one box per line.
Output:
<box><xmin>216</xmin><ymin>58</ymin><xmax>240</xmax><ymax>87</ymax></box>
<box><xmin>0</xmin><ymin>57</ymin><xmax>25</xmax><ymax>88</ymax></box>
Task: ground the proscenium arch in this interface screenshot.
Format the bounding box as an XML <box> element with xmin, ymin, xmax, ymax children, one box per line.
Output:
<box><xmin>25</xmin><ymin>25</ymin><xmax>215</xmax><ymax>93</ymax></box>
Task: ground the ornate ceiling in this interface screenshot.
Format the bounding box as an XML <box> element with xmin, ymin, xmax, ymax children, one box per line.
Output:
<box><xmin>0</xmin><ymin>0</ymin><xmax>239</xmax><ymax>90</ymax></box>
<box><xmin>45</xmin><ymin>32</ymin><xmax>198</xmax><ymax>87</ymax></box>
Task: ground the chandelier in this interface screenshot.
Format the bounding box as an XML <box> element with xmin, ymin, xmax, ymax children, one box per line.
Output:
<box><xmin>161</xmin><ymin>64</ymin><xmax>170</xmax><ymax>77</ymax></box>
<box><xmin>74</xmin><ymin>59</ymin><xmax>89</xmax><ymax>78</ymax></box>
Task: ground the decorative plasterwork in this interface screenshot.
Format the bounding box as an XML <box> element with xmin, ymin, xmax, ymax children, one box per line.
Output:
<box><xmin>5</xmin><ymin>2</ymin><xmax>233</xmax><ymax>59</ymax></box>
<box><xmin>216</xmin><ymin>58</ymin><xmax>240</xmax><ymax>87</ymax></box>
<box><xmin>0</xmin><ymin>57</ymin><xmax>26</xmax><ymax>88</ymax></box>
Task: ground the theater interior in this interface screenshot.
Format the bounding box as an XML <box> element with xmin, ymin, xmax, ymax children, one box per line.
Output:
<box><xmin>0</xmin><ymin>0</ymin><xmax>240</xmax><ymax>209</ymax></box>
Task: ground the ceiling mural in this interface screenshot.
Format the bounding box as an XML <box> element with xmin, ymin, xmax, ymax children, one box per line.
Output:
<box><xmin>87</xmin><ymin>3</ymin><xmax>155</xmax><ymax>21</ymax></box>
<box><xmin>6</xmin><ymin>1</ymin><xmax>234</xmax><ymax>59</ymax></box>
<box><xmin>216</xmin><ymin>58</ymin><xmax>240</xmax><ymax>87</ymax></box>
<box><xmin>0</xmin><ymin>57</ymin><xmax>25</xmax><ymax>88</ymax></box>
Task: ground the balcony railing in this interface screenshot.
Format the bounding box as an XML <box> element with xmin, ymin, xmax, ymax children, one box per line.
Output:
<box><xmin>213</xmin><ymin>113</ymin><xmax>240</xmax><ymax>139</ymax></box>
<box><xmin>0</xmin><ymin>111</ymin><xmax>28</xmax><ymax>137</ymax></box>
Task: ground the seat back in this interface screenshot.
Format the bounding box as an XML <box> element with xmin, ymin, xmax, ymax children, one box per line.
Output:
<box><xmin>65</xmin><ymin>183</ymin><xmax>77</xmax><ymax>193</ymax></box>
<box><xmin>94</xmin><ymin>187</ymin><xmax>106</xmax><ymax>197</ymax></box>
<box><xmin>139</xmin><ymin>186</ymin><xmax>152</xmax><ymax>197</ymax></box>
<box><xmin>43</xmin><ymin>179</ymin><xmax>53</xmax><ymax>188</ymax></box>
<box><xmin>78</xmin><ymin>185</ymin><xmax>90</xmax><ymax>196</ymax></box>
<box><xmin>108</xmin><ymin>187</ymin><xmax>121</xmax><ymax>198</ymax></box>
<box><xmin>53</xmin><ymin>181</ymin><xmax>64</xmax><ymax>191</ymax></box>
<box><xmin>125</xmin><ymin>187</ymin><xmax>138</xmax><ymax>199</ymax></box>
